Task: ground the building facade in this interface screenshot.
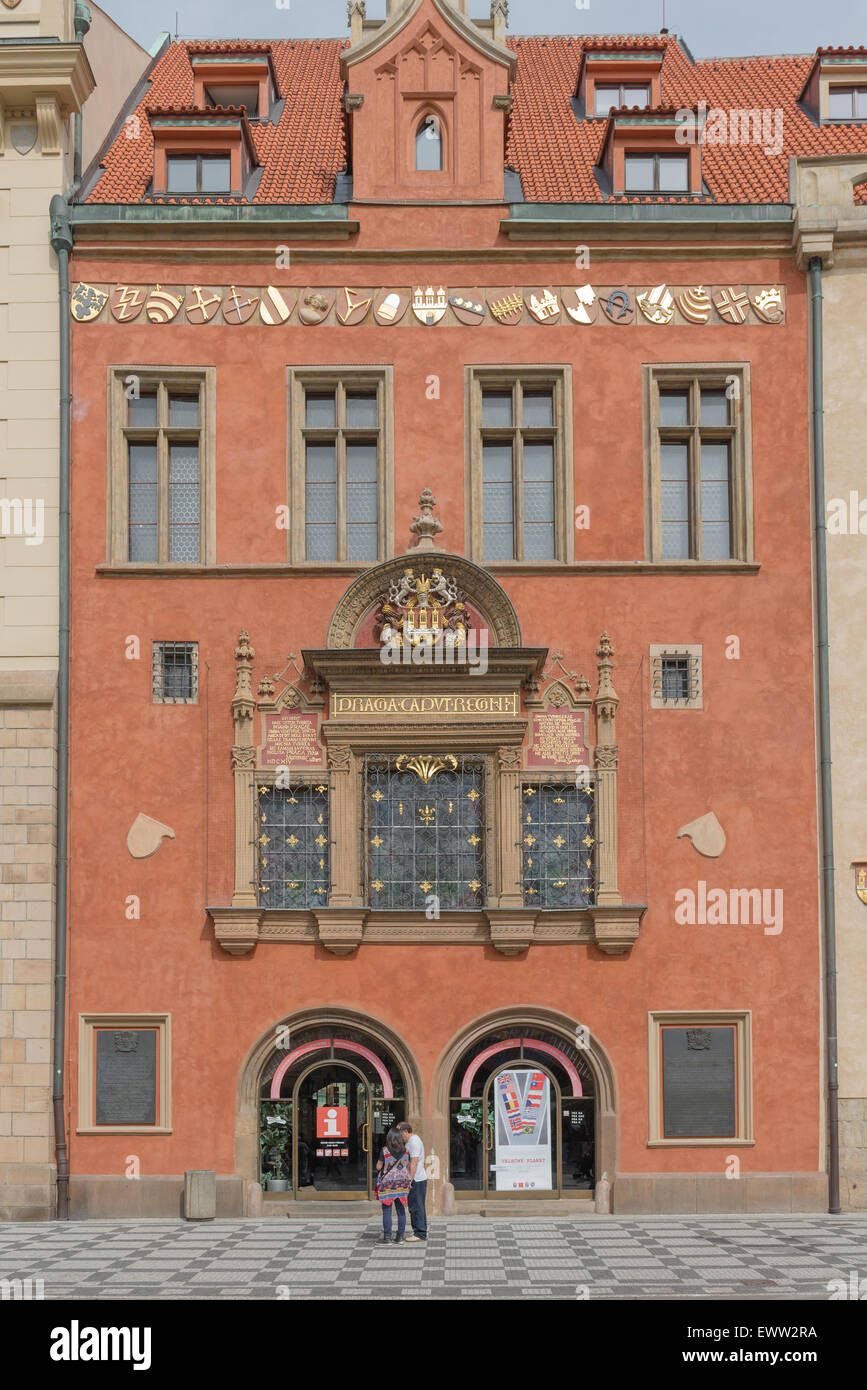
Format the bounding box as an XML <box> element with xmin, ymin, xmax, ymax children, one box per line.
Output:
<box><xmin>58</xmin><ymin>8</ymin><xmax>867</xmax><ymax>1217</ymax></box>
<box><xmin>794</xmin><ymin>138</ymin><xmax>867</xmax><ymax>1211</ymax></box>
<box><xmin>0</xmin><ymin>0</ymin><xmax>148</xmax><ymax>1220</ymax></box>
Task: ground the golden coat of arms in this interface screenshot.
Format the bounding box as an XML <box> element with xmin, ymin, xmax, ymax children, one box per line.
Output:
<box><xmin>375</xmin><ymin>567</ymin><xmax>468</xmax><ymax>648</ymax></box>
<box><xmin>854</xmin><ymin>863</ymin><xmax>867</xmax><ymax>906</ymax></box>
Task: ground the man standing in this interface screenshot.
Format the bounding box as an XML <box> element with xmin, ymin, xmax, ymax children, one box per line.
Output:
<box><xmin>397</xmin><ymin>1121</ymin><xmax>427</xmax><ymax>1242</ymax></box>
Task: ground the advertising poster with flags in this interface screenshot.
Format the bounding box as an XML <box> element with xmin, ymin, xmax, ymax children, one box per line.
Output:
<box><xmin>493</xmin><ymin>1069</ymin><xmax>552</xmax><ymax>1191</ymax></box>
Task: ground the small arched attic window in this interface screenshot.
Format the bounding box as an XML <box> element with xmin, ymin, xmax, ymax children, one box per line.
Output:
<box><xmin>415</xmin><ymin>114</ymin><xmax>443</xmax><ymax>171</ymax></box>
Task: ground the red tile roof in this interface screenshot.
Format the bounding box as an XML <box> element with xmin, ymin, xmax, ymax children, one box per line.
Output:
<box><xmin>85</xmin><ymin>34</ymin><xmax>867</xmax><ymax>206</ymax></box>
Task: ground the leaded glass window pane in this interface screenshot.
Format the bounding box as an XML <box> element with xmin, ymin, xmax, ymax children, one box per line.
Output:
<box><xmin>521</xmin><ymin>781</ymin><xmax>595</xmax><ymax>907</ymax></box>
<box><xmin>257</xmin><ymin>782</ymin><xmax>330</xmax><ymax>909</ymax></box>
<box><xmin>365</xmin><ymin>755</ymin><xmax>485</xmax><ymax>910</ymax></box>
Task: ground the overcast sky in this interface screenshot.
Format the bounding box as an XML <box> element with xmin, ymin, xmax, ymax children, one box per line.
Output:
<box><xmin>99</xmin><ymin>0</ymin><xmax>865</xmax><ymax>60</ymax></box>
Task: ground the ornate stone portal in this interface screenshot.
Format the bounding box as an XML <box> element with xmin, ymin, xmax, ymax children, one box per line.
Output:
<box><xmin>209</xmin><ymin>496</ymin><xmax>645</xmax><ymax>956</ymax></box>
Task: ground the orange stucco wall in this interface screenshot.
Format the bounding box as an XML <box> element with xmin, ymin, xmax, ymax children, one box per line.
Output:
<box><xmin>67</xmin><ymin>216</ymin><xmax>820</xmax><ymax>1185</ymax></box>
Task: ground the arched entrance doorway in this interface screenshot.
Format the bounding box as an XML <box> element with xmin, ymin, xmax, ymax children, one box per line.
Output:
<box><xmin>434</xmin><ymin>1009</ymin><xmax>618</xmax><ymax>1204</ymax></box>
<box><xmin>249</xmin><ymin>1015</ymin><xmax>418</xmax><ymax>1201</ymax></box>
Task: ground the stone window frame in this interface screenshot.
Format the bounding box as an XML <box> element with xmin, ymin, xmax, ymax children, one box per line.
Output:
<box><xmin>77</xmin><ymin>1013</ymin><xmax>172</xmax><ymax>1136</ymax></box>
<box><xmin>464</xmin><ymin>364</ymin><xmax>574</xmax><ymax>567</ymax></box>
<box><xmin>649</xmin><ymin>644</ymin><xmax>703</xmax><ymax>710</ymax></box>
<box><xmin>642</xmin><ymin>363</ymin><xmax>753</xmax><ymax>564</ymax></box>
<box><xmin>286</xmin><ymin>365</ymin><xmax>395</xmax><ymax>567</ymax></box>
<box><xmin>647</xmin><ymin>1009</ymin><xmax>754</xmax><ymax>1147</ymax></box>
<box><xmin>106</xmin><ymin>365</ymin><xmax>217</xmax><ymax>566</ymax></box>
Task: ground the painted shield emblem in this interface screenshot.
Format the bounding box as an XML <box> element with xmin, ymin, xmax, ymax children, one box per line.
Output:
<box><xmin>259</xmin><ymin>286</ymin><xmax>296</xmax><ymax>325</ymax></box>
<box><xmin>637</xmin><ymin>284</ymin><xmax>675</xmax><ymax>325</ymax></box>
<box><xmin>70</xmin><ymin>284</ymin><xmax>108</xmax><ymax>322</ymax></box>
<box><xmin>109</xmin><ymin>286</ymin><xmax>147</xmax><ymax>322</ymax></box>
<box><xmin>184</xmin><ymin>287</ymin><xmax>222</xmax><ymax>324</ymax></box>
<box><xmin>527</xmin><ymin>288</ymin><xmax>561</xmax><ymax>323</ymax></box>
<box><xmin>750</xmin><ymin>287</ymin><xmax>785</xmax><ymax>324</ymax></box>
<box><xmin>145</xmin><ymin>285</ymin><xmax>184</xmax><ymax>324</ymax></box>
<box><xmin>336</xmin><ymin>288</ymin><xmax>373</xmax><ymax>325</ymax></box>
<box><xmin>373</xmin><ymin>290</ymin><xmax>410</xmax><ymax>325</ymax></box>
<box><xmin>412</xmin><ymin>286</ymin><xmax>447</xmax><ymax>324</ymax></box>
<box><xmin>487</xmin><ymin>290</ymin><xmax>523</xmax><ymax>325</ymax></box>
<box><xmin>561</xmin><ymin>285</ymin><xmax>598</xmax><ymax>325</ymax></box>
<box><xmin>298</xmin><ymin>290</ymin><xmax>334</xmax><ymax>325</ymax></box>
<box><xmin>448</xmin><ymin>293</ymin><xmax>486</xmax><ymax>326</ymax></box>
<box><xmin>222</xmin><ymin>286</ymin><xmax>259</xmax><ymax>324</ymax></box>
<box><xmin>599</xmin><ymin>288</ymin><xmax>635</xmax><ymax>324</ymax></box>
<box><xmin>855</xmin><ymin>863</ymin><xmax>867</xmax><ymax>906</ymax></box>
<box><xmin>713</xmin><ymin>286</ymin><xmax>750</xmax><ymax>324</ymax></box>
<box><xmin>677</xmin><ymin>286</ymin><xmax>712</xmax><ymax>324</ymax></box>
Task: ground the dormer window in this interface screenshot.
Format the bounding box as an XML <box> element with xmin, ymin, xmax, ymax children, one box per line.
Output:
<box><xmin>150</xmin><ymin>109</ymin><xmax>258</xmax><ymax>199</ymax></box>
<box><xmin>203</xmin><ymin>83</ymin><xmax>260</xmax><ymax>116</ymax></box>
<box><xmin>624</xmin><ymin>152</ymin><xmax>689</xmax><ymax>193</ymax></box>
<box><xmin>594</xmin><ymin>83</ymin><xmax>650</xmax><ymax>116</ymax></box>
<box><xmin>189</xmin><ymin>47</ymin><xmax>278</xmax><ymax>121</ymax></box>
<box><xmin>166</xmin><ymin>154</ymin><xmax>232</xmax><ymax>194</ymax></box>
<box><xmin>827</xmin><ymin>85</ymin><xmax>867</xmax><ymax>120</ymax></box>
<box><xmin>415</xmin><ymin>115</ymin><xmax>442</xmax><ymax>171</ymax></box>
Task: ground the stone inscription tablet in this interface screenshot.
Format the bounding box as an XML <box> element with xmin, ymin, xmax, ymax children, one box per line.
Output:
<box><xmin>260</xmin><ymin>711</ymin><xmax>324</xmax><ymax>768</ymax></box>
<box><xmin>526</xmin><ymin>710</ymin><xmax>589</xmax><ymax>767</ymax></box>
<box><xmin>95</xmin><ymin>1028</ymin><xmax>157</xmax><ymax>1126</ymax></box>
<box><xmin>662</xmin><ymin>1026</ymin><xmax>736</xmax><ymax>1138</ymax></box>
<box><xmin>331</xmin><ymin>691</ymin><xmax>520</xmax><ymax>718</ymax></box>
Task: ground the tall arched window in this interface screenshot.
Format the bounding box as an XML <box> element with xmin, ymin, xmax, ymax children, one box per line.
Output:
<box><xmin>415</xmin><ymin>115</ymin><xmax>442</xmax><ymax>171</ymax></box>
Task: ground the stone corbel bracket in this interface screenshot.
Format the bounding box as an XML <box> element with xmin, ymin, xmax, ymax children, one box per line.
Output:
<box><xmin>210</xmin><ymin>904</ymin><xmax>646</xmax><ymax>956</ymax></box>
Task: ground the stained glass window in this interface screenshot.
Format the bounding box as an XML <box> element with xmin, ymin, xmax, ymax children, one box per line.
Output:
<box><xmin>521</xmin><ymin>781</ymin><xmax>595</xmax><ymax>907</ymax></box>
<box><xmin>365</xmin><ymin>755</ymin><xmax>485</xmax><ymax>909</ymax></box>
<box><xmin>257</xmin><ymin>782</ymin><xmax>329</xmax><ymax>908</ymax></box>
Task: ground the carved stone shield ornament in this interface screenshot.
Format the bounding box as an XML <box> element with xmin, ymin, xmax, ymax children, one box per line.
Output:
<box><xmin>2</xmin><ymin>0</ymin><xmax>24</xmax><ymax>10</ymax></box>
<box><xmin>10</xmin><ymin>121</ymin><xmax>37</xmax><ymax>154</ymax></box>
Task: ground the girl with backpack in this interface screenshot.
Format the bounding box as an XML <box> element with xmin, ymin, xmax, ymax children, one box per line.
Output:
<box><xmin>375</xmin><ymin>1127</ymin><xmax>412</xmax><ymax>1244</ymax></box>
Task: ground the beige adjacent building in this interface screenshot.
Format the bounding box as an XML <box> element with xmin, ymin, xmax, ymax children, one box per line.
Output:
<box><xmin>794</xmin><ymin>151</ymin><xmax>867</xmax><ymax>1211</ymax></box>
<box><xmin>0</xmin><ymin>0</ymin><xmax>149</xmax><ymax>1219</ymax></box>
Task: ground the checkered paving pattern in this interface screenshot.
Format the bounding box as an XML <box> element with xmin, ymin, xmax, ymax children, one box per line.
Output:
<box><xmin>0</xmin><ymin>1217</ymin><xmax>864</xmax><ymax>1300</ymax></box>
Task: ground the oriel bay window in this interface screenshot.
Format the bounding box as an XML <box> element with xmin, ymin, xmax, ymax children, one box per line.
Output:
<box><xmin>108</xmin><ymin>367</ymin><xmax>215</xmax><ymax>565</ymax></box>
<box><xmin>466</xmin><ymin>367</ymin><xmax>573</xmax><ymax>564</ymax></box>
<box><xmin>365</xmin><ymin>755</ymin><xmax>486</xmax><ymax>909</ymax></box>
<box><xmin>288</xmin><ymin>368</ymin><xmax>394</xmax><ymax>565</ymax></box>
<box><xmin>644</xmin><ymin>365</ymin><xmax>753</xmax><ymax>563</ymax></box>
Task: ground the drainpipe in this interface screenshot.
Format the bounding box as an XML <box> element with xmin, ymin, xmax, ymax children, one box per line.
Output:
<box><xmin>809</xmin><ymin>255</ymin><xmax>840</xmax><ymax>1215</ymax></box>
<box><xmin>71</xmin><ymin>2</ymin><xmax>92</xmax><ymax>195</ymax></box>
<box><xmin>49</xmin><ymin>194</ymin><xmax>73</xmax><ymax>1220</ymax></box>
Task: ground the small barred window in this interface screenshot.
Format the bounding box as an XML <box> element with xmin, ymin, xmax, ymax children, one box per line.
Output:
<box><xmin>153</xmin><ymin>641</ymin><xmax>198</xmax><ymax>703</ymax></box>
<box><xmin>649</xmin><ymin>646</ymin><xmax>702</xmax><ymax>709</ymax></box>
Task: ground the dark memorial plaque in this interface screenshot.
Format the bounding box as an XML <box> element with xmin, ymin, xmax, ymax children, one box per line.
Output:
<box><xmin>662</xmin><ymin>1026</ymin><xmax>735</xmax><ymax>1138</ymax></box>
<box><xmin>95</xmin><ymin>1029</ymin><xmax>157</xmax><ymax>1126</ymax></box>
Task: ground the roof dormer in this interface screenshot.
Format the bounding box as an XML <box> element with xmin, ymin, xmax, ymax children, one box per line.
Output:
<box><xmin>341</xmin><ymin>0</ymin><xmax>515</xmax><ymax>202</ymax></box>
<box><xmin>596</xmin><ymin>106</ymin><xmax>703</xmax><ymax>198</ymax></box>
<box><xmin>799</xmin><ymin>46</ymin><xmax>867</xmax><ymax>125</ymax></box>
<box><xmin>575</xmin><ymin>39</ymin><xmax>665</xmax><ymax>120</ymax></box>
<box><xmin>188</xmin><ymin>43</ymin><xmax>278</xmax><ymax>121</ymax></box>
<box><xmin>149</xmin><ymin>107</ymin><xmax>259</xmax><ymax>200</ymax></box>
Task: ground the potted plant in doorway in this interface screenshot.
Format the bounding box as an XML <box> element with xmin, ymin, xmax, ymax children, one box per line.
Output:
<box><xmin>260</xmin><ymin>1103</ymin><xmax>292</xmax><ymax>1191</ymax></box>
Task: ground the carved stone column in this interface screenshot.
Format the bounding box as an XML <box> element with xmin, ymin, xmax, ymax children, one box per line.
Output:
<box><xmin>487</xmin><ymin>745</ymin><xmax>536</xmax><ymax>953</ymax></box>
<box><xmin>593</xmin><ymin>632</ymin><xmax>621</xmax><ymax>908</ymax></box>
<box><xmin>491</xmin><ymin>0</ymin><xmax>508</xmax><ymax>44</ymax></box>
<box><xmin>231</xmin><ymin>630</ymin><xmax>258</xmax><ymax>910</ymax></box>
<box><xmin>314</xmin><ymin>742</ymin><xmax>367</xmax><ymax>955</ymax></box>
<box><xmin>347</xmin><ymin>0</ymin><xmax>365</xmax><ymax>45</ymax></box>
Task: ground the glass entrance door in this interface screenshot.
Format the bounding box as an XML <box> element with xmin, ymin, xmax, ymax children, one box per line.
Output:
<box><xmin>293</xmin><ymin>1063</ymin><xmax>370</xmax><ymax>1199</ymax></box>
<box><xmin>483</xmin><ymin>1064</ymin><xmax>560</xmax><ymax>1197</ymax></box>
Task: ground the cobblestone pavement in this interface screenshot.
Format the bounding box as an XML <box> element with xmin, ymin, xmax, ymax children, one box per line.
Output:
<box><xmin>1</xmin><ymin>1216</ymin><xmax>865</xmax><ymax>1300</ymax></box>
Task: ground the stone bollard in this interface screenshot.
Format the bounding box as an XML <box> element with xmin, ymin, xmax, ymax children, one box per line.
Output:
<box><xmin>594</xmin><ymin>1171</ymin><xmax>611</xmax><ymax>1215</ymax></box>
<box><xmin>440</xmin><ymin>1180</ymin><xmax>456</xmax><ymax>1215</ymax></box>
<box><xmin>183</xmin><ymin>1169</ymin><xmax>216</xmax><ymax>1220</ymax></box>
<box><xmin>245</xmin><ymin>1179</ymin><xmax>264</xmax><ymax>1217</ymax></box>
